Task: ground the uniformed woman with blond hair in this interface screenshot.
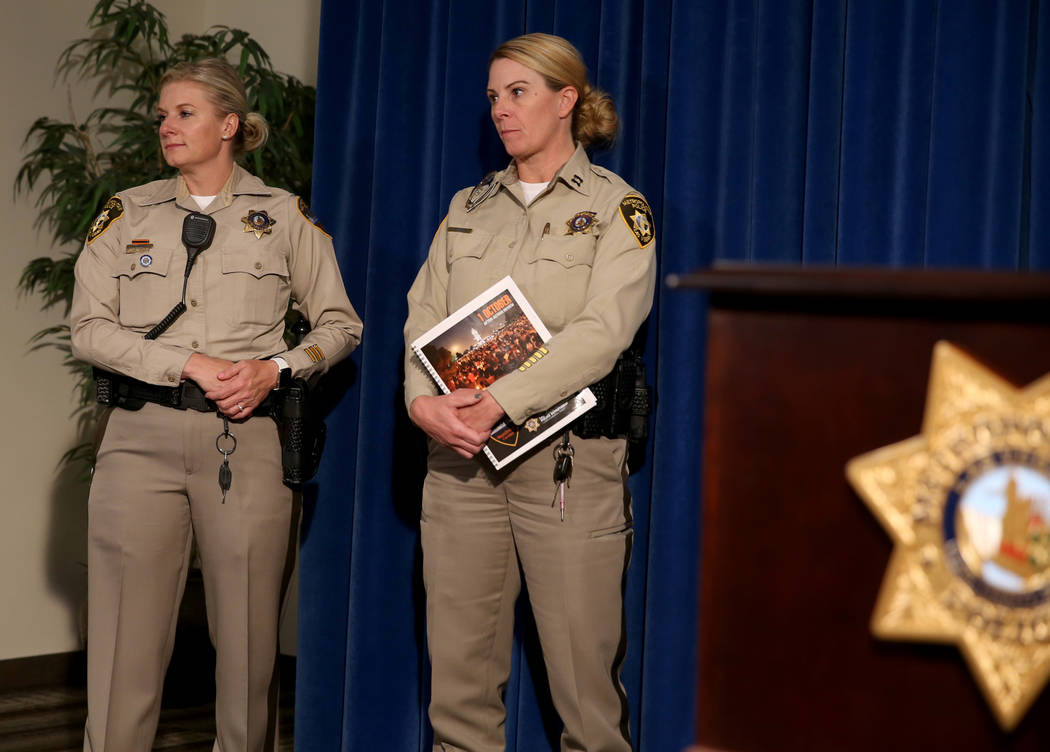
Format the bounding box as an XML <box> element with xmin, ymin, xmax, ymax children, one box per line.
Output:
<box><xmin>71</xmin><ymin>57</ymin><xmax>361</xmax><ymax>751</ymax></box>
<box><xmin>404</xmin><ymin>32</ymin><xmax>656</xmax><ymax>752</ymax></box>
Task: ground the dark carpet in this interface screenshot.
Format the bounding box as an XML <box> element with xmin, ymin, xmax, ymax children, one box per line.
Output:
<box><xmin>0</xmin><ymin>683</ymin><xmax>294</xmax><ymax>751</ymax></box>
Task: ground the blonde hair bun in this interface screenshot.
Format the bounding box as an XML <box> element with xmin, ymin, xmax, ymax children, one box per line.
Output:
<box><xmin>240</xmin><ymin>112</ymin><xmax>269</xmax><ymax>153</ymax></box>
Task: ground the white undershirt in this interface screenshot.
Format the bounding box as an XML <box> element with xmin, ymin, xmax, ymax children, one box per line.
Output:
<box><xmin>519</xmin><ymin>180</ymin><xmax>550</xmax><ymax>205</ymax></box>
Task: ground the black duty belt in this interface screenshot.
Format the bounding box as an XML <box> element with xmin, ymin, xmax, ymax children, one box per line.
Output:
<box><xmin>93</xmin><ymin>367</ymin><xmax>274</xmax><ymax>416</ymax></box>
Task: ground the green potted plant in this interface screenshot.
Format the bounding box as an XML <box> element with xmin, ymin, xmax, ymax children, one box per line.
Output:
<box><xmin>16</xmin><ymin>0</ymin><xmax>317</xmax><ymax>468</ymax></box>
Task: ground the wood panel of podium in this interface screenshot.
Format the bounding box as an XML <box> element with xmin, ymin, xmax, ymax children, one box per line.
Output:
<box><xmin>669</xmin><ymin>265</ymin><xmax>1050</xmax><ymax>752</ymax></box>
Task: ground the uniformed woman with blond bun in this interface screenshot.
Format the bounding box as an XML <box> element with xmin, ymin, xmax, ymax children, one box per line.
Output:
<box><xmin>404</xmin><ymin>33</ymin><xmax>656</xmax><ymax>752</ymax></box>
<box><xmin>71</xmin><ymin>58</ymin><xmax>361</xmax><ymax>751</ymax></box>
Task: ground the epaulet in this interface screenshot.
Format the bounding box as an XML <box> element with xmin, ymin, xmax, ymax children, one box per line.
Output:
<box><xmin>86</xmin><ymin>196</ymin><xmax>124</xmax><ymax>244</ymax></box>
<box><xmin>295</xmin><ymin>196</ymin><xmax>332</xmax><ymax>239</ymax></box>
<box><xmin>590</xmin><ymin>164</ymin><xmax>629</xmax><ymax>190</ymax></box>
<box><xmin>123</xmin><ymin>176</ymin><xmax>178</xmax><ymax>207</ymax></box>
<box><xmin>465</xmin><ymin>171</ymin><xmax>500</xmax><ymax>212</ymax></box>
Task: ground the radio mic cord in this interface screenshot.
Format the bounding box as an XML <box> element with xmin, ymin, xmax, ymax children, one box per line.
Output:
<box><xmin>144</xmin><ymin>212</ymin><xmax>216</xmax><ymax>340</ymax></box>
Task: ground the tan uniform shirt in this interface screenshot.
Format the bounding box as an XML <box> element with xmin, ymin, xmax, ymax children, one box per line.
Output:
<box><xmin>71</xmin><ymin>164</ymin><xmax>362</xmax><ymax>385</ymax></box>
<box><xmin>405</xmin><ymin>145</ymin><xmax>656</xmax><ymax>425</ymax></box>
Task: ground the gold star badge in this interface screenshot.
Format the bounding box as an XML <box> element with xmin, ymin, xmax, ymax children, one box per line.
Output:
<box><xmin>847</xmin><ymin>341</ymin><xmax>1050</xmax><ymax>730</ymax></box>
<box><xmin>565</xmin><ymin>210</ymin><xmax>598</xmax><ymax>235</ymax></box>
<box><xmin>241</xmin><ymin>209</ymin><xmax>276</xmax><ymax>238</ymax></box>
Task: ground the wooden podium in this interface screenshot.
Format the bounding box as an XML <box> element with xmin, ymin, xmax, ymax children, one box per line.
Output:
<box><xmin>669</xmin><ymin>266</ymin><xmax>1050</xmax><ymax>752</ymax></box>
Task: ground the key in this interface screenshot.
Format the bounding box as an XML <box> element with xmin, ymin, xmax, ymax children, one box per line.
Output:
<box><xmin>554</xmin><ymin>451</ymin><xmax>573</xmax><ymax>482</ymax></box>
<box><xmin>215</xmin><ymin>416</ymin><xmax>238</xmax><ymax>504</ymax></box>
<box><xmin>219</xmin><ymin>459</ymin><xmax>232</xmax><ymax>503</ymax></box>
<box><xmin>552</xmin><ymin>436</ymin><xmax>574</xmax><ymax>522</ymax></box>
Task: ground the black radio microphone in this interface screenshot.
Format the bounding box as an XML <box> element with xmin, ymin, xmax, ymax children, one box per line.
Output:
<box><xmin>144</xmin><ymin>211</ymin><xmax>218</xmax><ymax>341</ymax></box>
<box><xmin>182</xmin><ymin>211</ymin><xmax>216</xmax><ymax>271</ymax></box>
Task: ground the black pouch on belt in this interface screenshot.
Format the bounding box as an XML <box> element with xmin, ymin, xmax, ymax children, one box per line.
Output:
<box><xmin>572</xmin><ymin>350</ymin><xmax>652</xmax><ymax>445</ymax></box>
<box><xmin>272</xmin><ymin>378</ymin><xmax>326</xmax><ymax>486</ymax></box>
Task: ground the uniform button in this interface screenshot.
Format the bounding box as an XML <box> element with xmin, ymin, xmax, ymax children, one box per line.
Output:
<box><xmin>254</xmin><ymin>261</ymin><xmax>263</xmax><ymax>270</ymax></box>
<box><xmin>508</xmin><ymin>241</ymin><xmax>515</xmax><ymax>248</ymax></box>
<box><xmin>566</xmin><ymin>253</ymin><xmax>574</xmax><ymax>261</ymax></box>
<box><xmin>167</xmin><ymin>375</ymin><xmax>177</xmax><ymax>383</ymax></box>
<box><xmin>191</xmin><ymin>341</ymin><xmax>200</xmax><ymax>349</ymax></box>
<box><xmin>130</xmin><ymin>263</ymin><xmax>136</xmax><ymax>270</ymax></box>
<box><xmin>190</xmin><ymin>299</ymin><xmax>198</xmax><ymax>307</ymax></box>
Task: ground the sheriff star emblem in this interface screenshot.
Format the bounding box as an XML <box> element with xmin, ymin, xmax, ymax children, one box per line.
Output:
<box><xmin>242</xmin><ymin>209</ymin><xmax>276</xmax><ymax>238</ymax></box>
<box><xmin>565</xmin><ymin>211</ymin><xmax>598</xmax><ymax>235</ymax></box>
<box><xmin>847</xmin><ymin>341</ymin><xmax>1050</xmax><ymax>730</ymax></box>
<box><xmin>617</xmin><ymin>194</ymin><xmax>654</xmax><ymax>248</ymax></box>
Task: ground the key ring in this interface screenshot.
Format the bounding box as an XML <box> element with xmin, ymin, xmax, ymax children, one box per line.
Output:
<box><xmin>216</xmin><ymin>415</ymin><xmax>237</xmax><ymax>504</ymax></box>
<box><xmin>553</xmin><ymin>435</ymin><xmax>574</xmax><ymax>483</ymax></box>
<box><xmin>553</xmin><ymin>442</ymin><xmax>575</xmax><ymax>460</ymax></box>
<box><xmin>216</xmin><ymin>417</ymin><xmax>238</xmax><ymax>457</ymax></box>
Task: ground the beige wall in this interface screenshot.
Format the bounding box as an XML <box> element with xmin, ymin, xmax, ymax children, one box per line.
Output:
<box><xmin>0</xmin><ymin>0</ymin><xmax>320</xmax><ymax>661</ymax></box>
<box><xmin>199</xmin><ymin>0</ymin><xmax>321</xmax><ymax>85</ymax></box>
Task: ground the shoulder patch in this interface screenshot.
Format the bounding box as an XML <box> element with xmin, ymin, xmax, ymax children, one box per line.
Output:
<box><xmin>87</xmin><ymin>196</ymin><xmax>124</xmax><ymax>244</ymax></box>
<box><xmin>297</xmin><ymin>197</ymin><xmax>332</xmax><ymax>239</ymax></box>
<box><xmin>618</xmin><ymin>194</ymin><xmax>655</xmax><ymax>248</ymax></box>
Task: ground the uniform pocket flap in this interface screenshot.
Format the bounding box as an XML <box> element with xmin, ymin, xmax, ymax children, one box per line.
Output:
<box><xmin>531</xmin><ymin>235</ymin><xmax>597</xmax><ymax>269</ymax></box>
<box><xmin>221</xmin><ymin>250</ymin><xmax>289</xmax><ymax>278</ymax></box>
<box><xmin>447</xmin><ymin>227</ymin><xmax>496</xmax><ymax>263</ymax></box>
<box><xmin>114</xmin><ymin>246</ymin><xmax>174</xmax><ymax>279</ymax></box>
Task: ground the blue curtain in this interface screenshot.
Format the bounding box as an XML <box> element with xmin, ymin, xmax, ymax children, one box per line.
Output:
<box><xmin>297</xmin><ymin>1</ymin><xmax>1050</xmax><ymax>750</ymax></box>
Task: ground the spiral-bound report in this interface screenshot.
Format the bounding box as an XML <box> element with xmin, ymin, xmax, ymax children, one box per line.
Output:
<box><xmin>410</xmin><ymin>276</ymin><xmax>595</xmax><ymax>469</ymax></box>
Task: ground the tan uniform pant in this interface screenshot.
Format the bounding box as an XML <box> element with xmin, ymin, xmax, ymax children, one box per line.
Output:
<box><xmin>83</xmin><ymin>403</ymin><xmax>297</xmax><ymax>752</ymax></box>
<box><xmin>421</xmin><ymin>432</ymin><xmax>632</xmax><ymax>752</ymax></box>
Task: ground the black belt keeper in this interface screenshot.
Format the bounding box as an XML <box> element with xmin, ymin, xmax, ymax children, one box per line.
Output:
<box><xmin>571</xmin><ymin>351</ymin><xmax>651</xmax><ymax>444</ymax></box>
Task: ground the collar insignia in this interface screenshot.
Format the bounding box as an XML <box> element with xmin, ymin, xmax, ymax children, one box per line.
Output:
<box><xmin>242</xmin><ymin>209</ymin><xmax>276</xmax><ymax>238</ymax></box>
<box><xmin>565</xmin><ymin>211</ymin><xmax>598</xmax><ymax>235</ymax></box>
<box><xmin>465</xmin><ymin>172</ymin><xmax>499</xmax><ymax>212</ymax></box>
